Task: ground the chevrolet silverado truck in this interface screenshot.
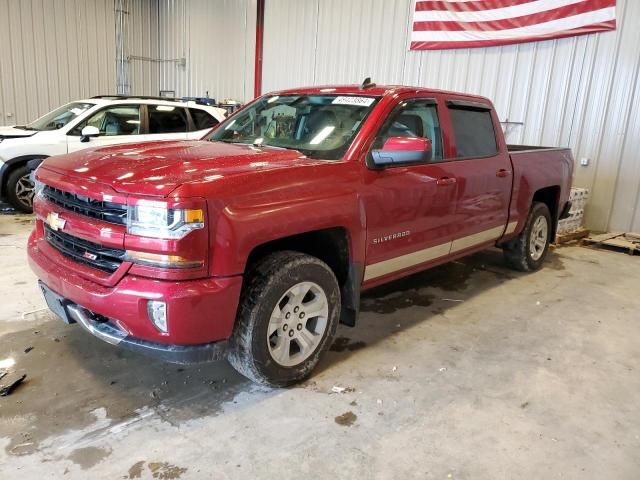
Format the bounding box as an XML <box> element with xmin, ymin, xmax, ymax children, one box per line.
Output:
<box><xmin>28</xmin><ymin>83</ymin><xmax>573</xmax><ymax>386</ymax></box>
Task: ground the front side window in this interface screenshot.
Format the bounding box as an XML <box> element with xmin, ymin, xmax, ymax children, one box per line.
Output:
<box><xmin>189</xmin><ymin>108</ymin><xmax>219</xmax><ymax>131</ymax></box>
<box><xmin>72</xmin><ymin>105</ymin><xmax>141</xmax><ymax>136</ymax></box>
<box><xmin>373</xmin><ymin>99</ymin><xmax>444</xmax><ymax>161</ymax></box>
<box><xmin>148</xmin><ymin>105</ymin><xmax>188</xmax><ymax>134</ymax></box>
<box><xmin>448</xmin><ymin>106</ymin><xmax>497</xmax><ymax>158</ymax></box>
<box><xmin>27</xmin><ymin>102</ymin><xmax>94</xmax><ymax>131</ymax></box>
<box><xmin>207</xmin><ymin>94</ymin><xmax>379</xmax><ymax>160</ymax></box>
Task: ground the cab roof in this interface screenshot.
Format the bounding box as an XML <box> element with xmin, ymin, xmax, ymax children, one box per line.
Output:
<box><xmin>269</xmin><ymin>84</ymin><xmax>493</xmax><ymax>104</ymax></box>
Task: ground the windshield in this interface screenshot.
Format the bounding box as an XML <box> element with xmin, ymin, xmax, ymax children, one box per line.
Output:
<box><xmin>27</xmin><ymin>102</ymin><xmax>94</xmax><ymax>131</ymax></box>
<box><xmin>206</xmin><ymin>94</ymin><xmax>379</xmax><ymax>159</ymax></box>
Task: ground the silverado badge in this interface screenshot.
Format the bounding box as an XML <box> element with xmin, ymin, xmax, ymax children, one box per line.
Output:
<box><xmin>45</xmin><ymin>212</ymin><xmax>66</xmax><ymax>232</ymax></box>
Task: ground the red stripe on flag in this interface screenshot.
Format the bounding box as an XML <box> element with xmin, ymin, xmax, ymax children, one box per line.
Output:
<box><xmin>413</xmin><ymin>0</ymin><xmax>616</xmax><ymax>32</ymax></box>
<box><xmin>410</xmin><ymin>19</ymin><xmax>616</xmax><ymax>50</ymax></box>
<box><xmin>415</xmin><ymin>0</ymin><xmax>538</xmax><ymax>13</ymax></box>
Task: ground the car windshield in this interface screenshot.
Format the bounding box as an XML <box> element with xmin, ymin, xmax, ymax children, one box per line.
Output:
<box><xmin>26</xmin><ymin>102</ymin><xmax>94</xmax><ymax>131</ymax></box>
<box><xmin>206</xmin><ymin>94</ymin><xmax>379</xmax><ymax>159</ymax></box>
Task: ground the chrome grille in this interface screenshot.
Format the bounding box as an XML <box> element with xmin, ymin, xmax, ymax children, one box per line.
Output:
<box><xmin>42</xmin><ymin>185</ymin><xmax>127</xmax><ymax>225</ymax></box>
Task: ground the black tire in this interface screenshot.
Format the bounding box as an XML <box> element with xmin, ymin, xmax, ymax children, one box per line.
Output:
<box><xmin>503</xmin><ymin>202</ymin><xmax>553</xmax><ymax>272</ymax></box>
<box><xmin>6</xmin><ymin>164</ymin><xmax>35</xmax><ymax>213</ymax></box>
<box><xmin>227</xmin><ymin>251</ymin><xmax>341</xmax><ymax>387</ymax></box>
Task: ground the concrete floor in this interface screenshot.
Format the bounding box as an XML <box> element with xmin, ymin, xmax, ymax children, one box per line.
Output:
<box><xmin>0</xmin><ymin>212</ymin><xmax>638</xmax><ymax>480</ymax></box>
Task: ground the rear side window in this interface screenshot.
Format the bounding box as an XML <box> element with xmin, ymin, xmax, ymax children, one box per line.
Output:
<box><xmin>189</xmin><ymin>108</ymin><xmax>219</xmax><ymax>131</ymax></box>
<box><xmin>148</xmin><ymin>105</ymin><xmax>188</xmax><ymax>134</ymax></box>
<box><xmin>448</xmin><ymin>106</ymin><xmax>497</xmax><ymax>158</ymax></box>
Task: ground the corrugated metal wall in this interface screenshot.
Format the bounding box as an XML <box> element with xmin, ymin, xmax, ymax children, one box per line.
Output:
<box><xmin>262</xmin><ymin>0</ymin><xmax>640</xmax><ymax>232</ymax></box>
<box><xmin>119</xmin><ymin>0</ymin><xmax>162</xmax><ymax>96</ymax></box>
<box><xmin>122</xmin><ymin>0</ymin><xmax>256</xmax><ymax>102</ymax></box>
<box><xmin>0</xmin><ymin>0</ymin><xmax>117</xmax><ymax>125</ymax></box>
<box><xmin>158</xmin><ymin>0</ymin><xmax>256</xmax><ymax>102</ymax></box>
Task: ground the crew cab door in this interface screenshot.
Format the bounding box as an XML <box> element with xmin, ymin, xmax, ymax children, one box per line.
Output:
<box><xmin>440</xmin><ymin>99</ymin><xmax>512</xmax><ymax>253</ymax></box>
<box><xmin>66</xmin><ymin>104</ymin><xmax>143</xmax><ymax>152</ymax></box>
<box><xmin>143</xmin><ymin>104</ymin><xmax>190</xmax><ymax>141</ymax></box>
<box><xmin>362</xmin><ymin>96</ymin><xmax>459</xmax><ymax>284</ymax></box>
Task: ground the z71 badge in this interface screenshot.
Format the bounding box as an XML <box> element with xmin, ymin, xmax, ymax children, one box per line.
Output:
<box><xmin>373</xmin><ymin>230</ymin><xmax>410</xmax><ymax>244</ymax></box>
<box><xmin>45</xmin><ymin>212</ymin><xmax>66</xmax><ymax>231</ymax></box>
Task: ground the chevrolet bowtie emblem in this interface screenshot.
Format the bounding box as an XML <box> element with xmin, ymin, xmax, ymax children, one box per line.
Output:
<box><xmin>45</xmin><ymin>212</ymin><xmax>66</xmax><ymax>231</ymax></box>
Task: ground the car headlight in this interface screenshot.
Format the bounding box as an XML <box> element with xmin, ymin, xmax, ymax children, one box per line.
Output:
<box><xmin>34</xmin><ymin>178</ymin><xmax>45</xmax><ymax>199</ymax></box>
<box><xmin>126</xmin><ymin>201</ymin><xmax>204</xmax><ymax>239</ymax></box>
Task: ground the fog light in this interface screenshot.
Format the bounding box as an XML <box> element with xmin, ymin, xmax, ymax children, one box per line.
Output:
<box><xmin>147</xmin><ymin>300</ymin><xmax>168</xmax><ymax>333</ymax></box>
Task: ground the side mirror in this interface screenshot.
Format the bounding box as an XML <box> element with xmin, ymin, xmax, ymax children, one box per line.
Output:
<box><xmin>370</xmin><ymin>136</ymin><xmax>432</xmax><ymax>168</ymax></box>
<box><xmin>80</xmin><ymin>125</ymin><xmax>100</xmax><ymax>143</ymax></box>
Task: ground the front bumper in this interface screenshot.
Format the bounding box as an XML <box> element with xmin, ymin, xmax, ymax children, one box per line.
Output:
<box><xmin>28</xmin><ymin>229</ymin><xmax>244</xmax><ymax>359</ymax></box>
<box><xmin>39</xmin><ymin>281</ymin><xmax>227</xmax><ymax>364</ymax></box>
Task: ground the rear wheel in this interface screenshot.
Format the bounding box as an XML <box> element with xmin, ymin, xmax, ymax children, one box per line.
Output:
<box><xmin>227</xmin><ymin>251</ymin><xmax>340</xmax><ymax>387</ymax></box>
<box><xmin>6</xmin><ymin>165</ymin><xmax>35</xmax><ymax>213</ymax></box>
<box><xmin>503</xmin><ymin>202</ymin><xmax>552</xmax><ymax>272</ymax></box>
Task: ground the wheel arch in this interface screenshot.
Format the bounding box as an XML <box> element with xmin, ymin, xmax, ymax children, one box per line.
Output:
<box><xmin>244</xmin><ymin>227</ymin><xmax>363</xmax><ymax>327</ymax></box>
<box><xmin>531</xmin><ymin>185</ymin><xmax>560</xmax><ymax>239</ymax></box>
<box><xmin>0</xmin><ymin>154</ymin><xmax>48</xmax><ymax>197</ymax></box>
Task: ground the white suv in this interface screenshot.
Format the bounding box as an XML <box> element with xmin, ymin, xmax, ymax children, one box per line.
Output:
<box><xmin>0</xmin><ymin>96</ymin><xmax>226</xmax><ymax>212</ymax></box>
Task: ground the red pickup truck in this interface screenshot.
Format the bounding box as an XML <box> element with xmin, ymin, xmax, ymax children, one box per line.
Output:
<box><xmin>28</xmin><ymin>84</ymin><xmax>573</xmax><ymax>386</ymax></box>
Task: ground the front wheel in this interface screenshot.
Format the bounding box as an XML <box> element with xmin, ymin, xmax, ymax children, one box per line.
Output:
<box><xmin>6</xmin><ymin>165</ymin><xmax>35</xmax><ymax>213</ymax></box>
<box><xmin>503</xmin><ymin>202</ymin><xmax>552</xmax><ymax>272</ymax></box>
<box><xmin>227</xmin><ymin>251</ymin><xmax>341</xmax><ymax>387</ymax></box>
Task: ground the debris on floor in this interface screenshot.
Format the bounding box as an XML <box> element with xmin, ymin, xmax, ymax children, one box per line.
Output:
<box><xmin>0</xmin><ymin>373</ymin><xmax>27</xmax><ymax>396</ymax></box>
<box><xmin>334</xmin><ymin>411</ymin><xmax>357</xmax><ymax>427</ymax></box>
<box><xmin>330</xmin><ymin>385</ymin><xmax>355</xmax><ymax>394</ymax></box>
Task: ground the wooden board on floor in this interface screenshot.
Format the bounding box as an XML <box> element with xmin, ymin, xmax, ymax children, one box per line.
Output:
<box><xmin>555</xmin><ymin>229</ymin><xmax>589</xmax><ymax>245</ymax></box>
<box><xmin>583</xmin><ymin>232</ymin><xmax>640</xmax><ymax>255</ymax></box>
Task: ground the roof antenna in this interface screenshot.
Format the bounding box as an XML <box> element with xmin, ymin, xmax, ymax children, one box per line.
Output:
<box><xmin>361</xmin><ymin>77</ymin><xmax>376</xmax><ymax>90</ymax></box>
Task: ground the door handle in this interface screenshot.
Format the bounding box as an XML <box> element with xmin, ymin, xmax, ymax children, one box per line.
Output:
<box><xmin>436</xmin><ymin>177</ymin><xmax>457</xmax><ymax>186</ymax></box>
<box><xmin>496</xmin><ymin>169</ymin><xmax>511</xmax><ymax>178</ymax></box>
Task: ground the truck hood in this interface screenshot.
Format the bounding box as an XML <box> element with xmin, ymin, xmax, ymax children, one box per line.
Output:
<box><xmin>0</xmin><ymin>126</ymin><xmax>38</xmax><ymax>139</ymax></box>
<box><xmin>41</xmin><ymin>140</ymin><xmax>313</xmax><ymax>197</ymax></box>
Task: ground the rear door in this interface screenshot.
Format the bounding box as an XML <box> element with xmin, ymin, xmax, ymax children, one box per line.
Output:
<box><xmin>440</xmin><ymin>99</ymin><xmax>513</xmax><ymax>253</ymax></box>
<box><xmin>144</xmin><ymin>104</ymin><xmax>190</xmax><ymax>141</ymax></box>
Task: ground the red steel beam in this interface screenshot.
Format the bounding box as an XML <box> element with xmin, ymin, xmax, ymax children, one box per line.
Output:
<box><xmin>254</xmin><ymin>0</ymin><xmax>265</xmax><ymax>98</ymax></box>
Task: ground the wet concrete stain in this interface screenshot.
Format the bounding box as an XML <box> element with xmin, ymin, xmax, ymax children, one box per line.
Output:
<box><xmin>148</xmin><ymin>461</ymin><xmax>188</xmax><ymax>479</ymax></box>
<box><xmin>0</xmin><ymin>319</ymin><xmax>249</xmax><ymax>456</ymax></box>
<box><xmin>334</xmin><ymin>411</ymin><xmax>357</xmax><ymax>427</ymax></box>
<box><xmin>329</xmin><ymin>336</ymin><xmax>367</xmax><ymax>352</ymax></box>
<box><xmin>127</xmin><ymin>460</ymin><xmax>146</xmax><ymax>478</ymax></box>
<box><xmin>67</xmin><ymin>446</ymin><xmax>112</xmax><ymax>470</ymax></box>
<box><xmin>546</xmin><ymin>252</ymin><xmax>566</xmax><ymax>271</ymax></box>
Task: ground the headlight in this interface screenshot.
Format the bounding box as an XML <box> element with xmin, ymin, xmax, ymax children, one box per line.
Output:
<box><xmin>34</xmin><ymin>178</ymin><xmax>45</xmax><ymax>199</ymax></box>
<box><xmin>126</xmin><ymin>201</ymin><xmax>204</xmax><ymax>239</ymax></box>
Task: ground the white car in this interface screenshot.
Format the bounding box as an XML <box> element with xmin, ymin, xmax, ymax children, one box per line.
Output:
<box><xmin>0</xmin><ymin>96</ymin><xmax>226</xmax><ymax>212</ymax></box>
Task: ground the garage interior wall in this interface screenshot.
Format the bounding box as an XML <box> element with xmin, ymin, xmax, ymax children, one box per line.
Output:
<box><xmin>122</xmin><ymin>0</ymin><xmax>256</xmax><ymax>103</ymax></box>
<box><xmin>262</xmin><ymin>0</ymin><xmax>640</xmax><ymax>233</ymax></box>
<box><xmin>1</xmin><ymin>0</ymin><xmax>638</xmax><ymax>233</ymax></box>
<box><xmin>0</xmin><ymin>0</ymin><xmax>117</xmax><ymax>126</ymax></box>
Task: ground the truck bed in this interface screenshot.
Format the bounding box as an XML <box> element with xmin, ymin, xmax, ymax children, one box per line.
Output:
<box><xmin>507</xmin><ymin>144</ymin><xmax>568</xmax><ymax>153</ymax></box>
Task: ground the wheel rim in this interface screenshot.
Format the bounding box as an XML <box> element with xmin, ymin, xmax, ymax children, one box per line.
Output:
<box><xmin>267</xmin><ymin>281</ymin><xmax>329</xmax><ymax>367</ymax></box>
<box><xmin>529</xmin><ymin>215</ymin><xmax>549</xmax><ymax>261</ymax></box>
<box><xmin>15</xmin><ymin>173</ymin><xmax>35</xmax><ymax>208</ymax></box>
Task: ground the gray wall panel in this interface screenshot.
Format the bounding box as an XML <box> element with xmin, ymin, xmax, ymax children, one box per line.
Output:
<box><xmin>0</xmin><ymin>0</ymin><xmax>117</xmax><ymax>125</ymax></box>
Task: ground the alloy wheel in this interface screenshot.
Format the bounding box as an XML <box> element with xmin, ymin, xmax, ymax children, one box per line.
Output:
<box><xmin>267</xmin><ymin>281</ymin><xmax>329</xmax><ymax>367</ymax></box>
<box><xmin>529</xmin><ymin>215</ymin><xmax>548</xmax><ymax>261</ymax></box>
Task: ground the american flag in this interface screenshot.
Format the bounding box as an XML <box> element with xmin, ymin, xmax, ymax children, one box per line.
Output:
<box><xmin>410</xmin><ymin>0</ymin><xmax>616</xmax><ymax>50</ymax></box>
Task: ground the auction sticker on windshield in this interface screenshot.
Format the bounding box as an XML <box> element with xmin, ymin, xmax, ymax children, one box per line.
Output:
<box><xmin>331</xmin><ymin>96</ymin><xmax>375</xmax><ymax>107</ymax></box>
